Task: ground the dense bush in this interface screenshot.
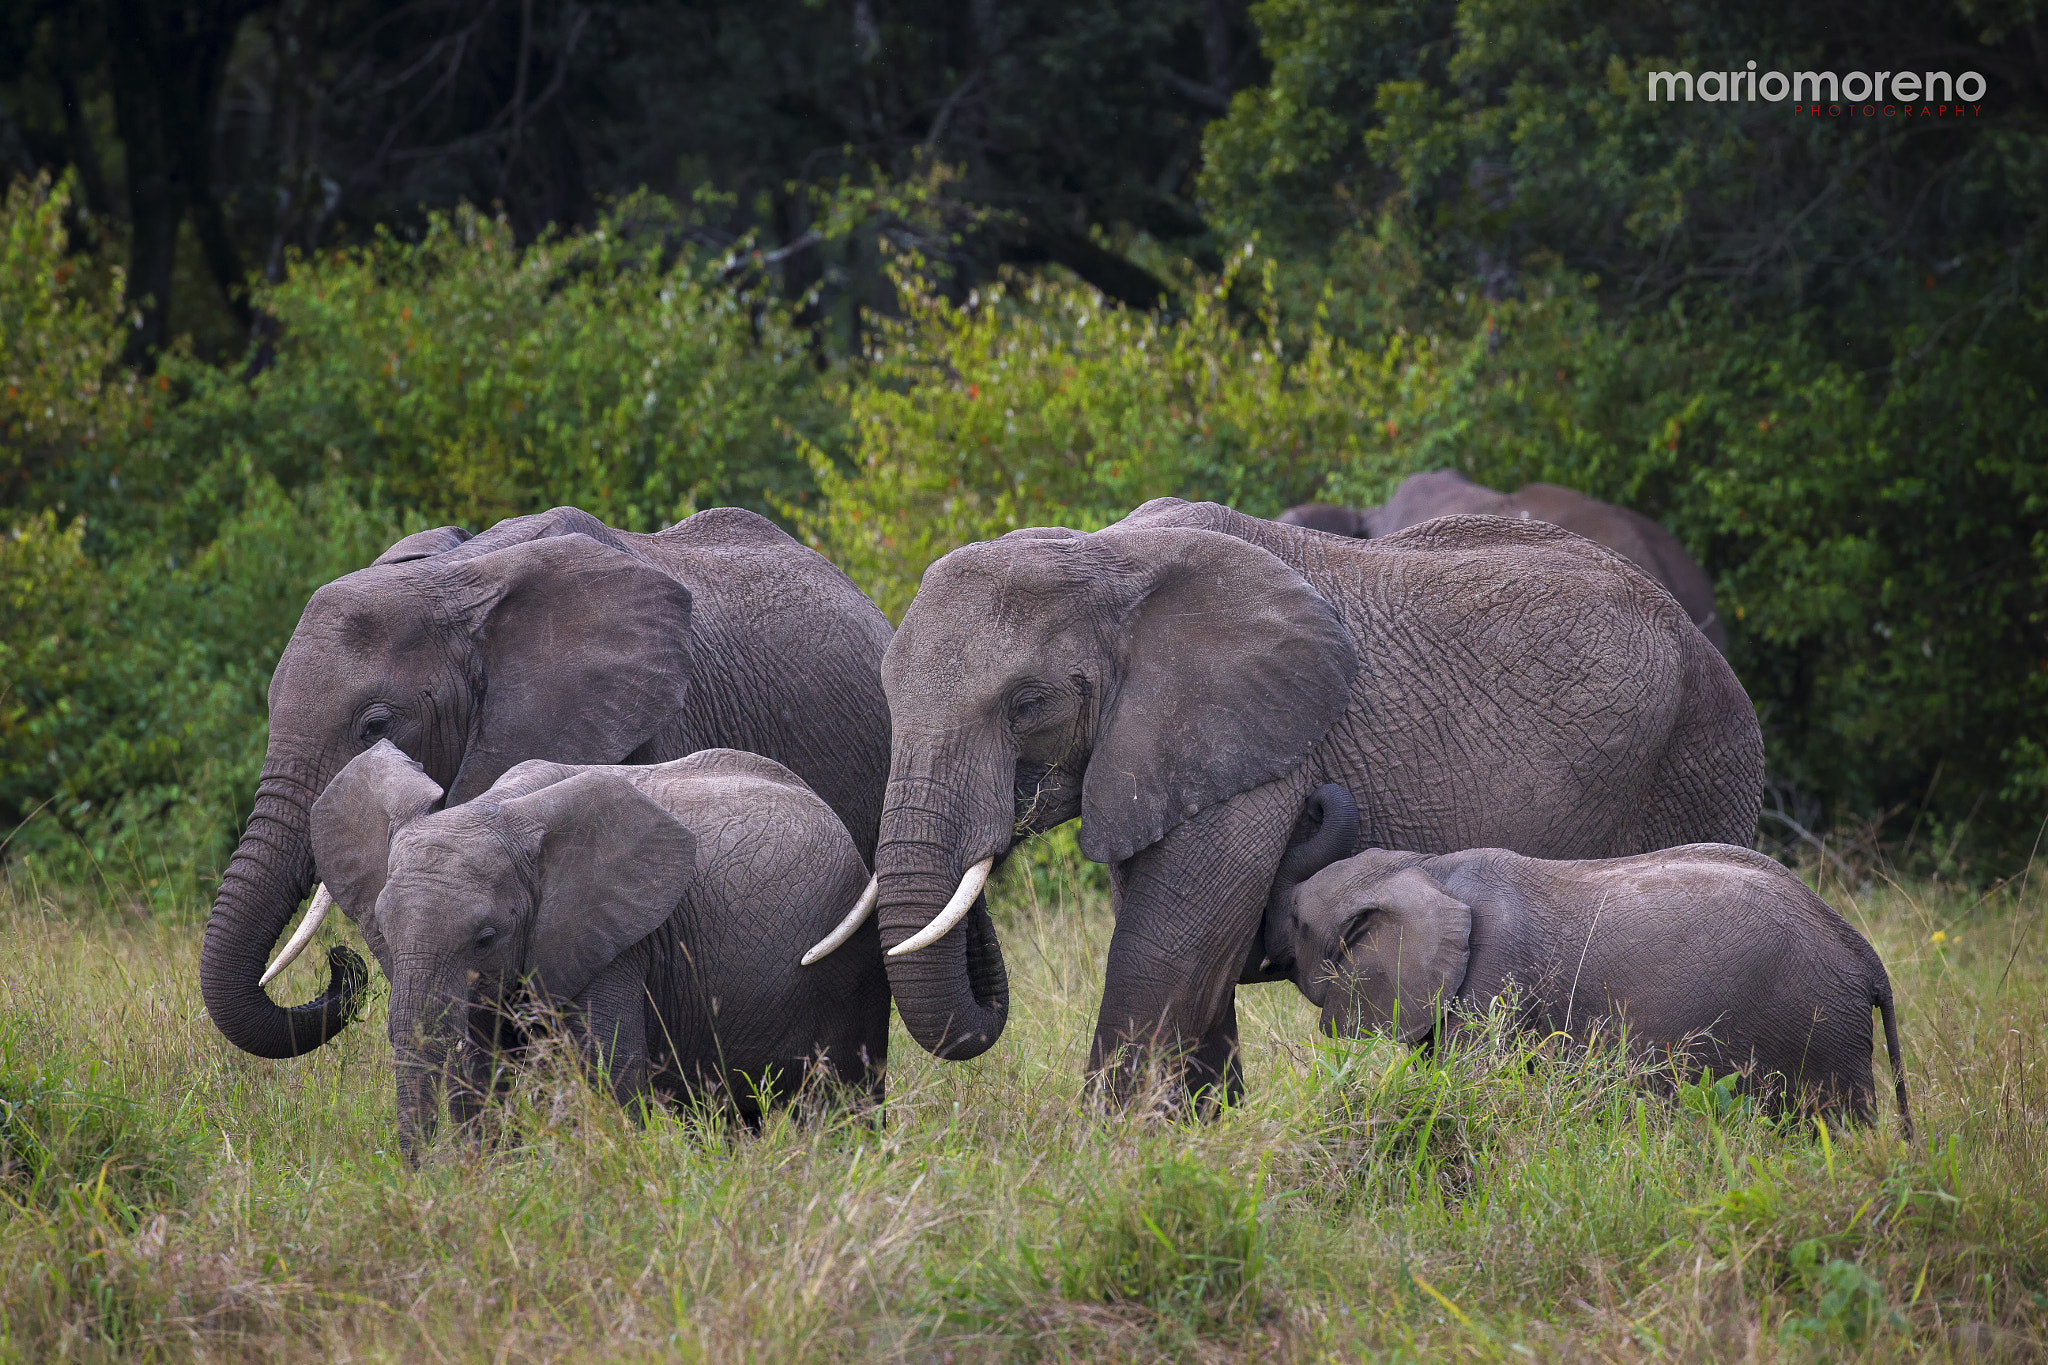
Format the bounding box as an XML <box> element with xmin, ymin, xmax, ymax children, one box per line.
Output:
<box><xmin>93</xmin><ymin>196</ymin><xmax>837</xmax><ymax>543</ymax></box>
<box><xmin>791</xmin><ymin>252</ymin><xmax>1437</xmax><ymax>617</ymax></box>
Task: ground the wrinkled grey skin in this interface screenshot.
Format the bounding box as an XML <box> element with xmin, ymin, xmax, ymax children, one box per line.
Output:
<box><xmin>1281</xmin><ymin>839</ymin><xmax>1910</xmax><ymax>1132</ymax></box>
<box><xmin>311</xmin><ymin>742</ymin><xmax>888</xmax><ymax>1161</ymax></box>
<box><xmin>200</xmin><ymin>505</ymin><xmax>892</xmax><ymax>1063</ymax></box>
<box><xmin>874</xmin><ymin>496</ymin><xmax>1763</xmax><ymax>1104</ymax></box>
<box><xmin>1278</xmin><ymin>470</ymin><xmax>1726</xmax><ymax>651</ymax></box>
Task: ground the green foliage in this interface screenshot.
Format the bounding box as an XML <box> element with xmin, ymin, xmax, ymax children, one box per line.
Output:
<box><xmin>130</xmin><ymin>197</ymin><xmax>834</xmax><ymax>536</ymax></box>
<box><xmin>0</xmin><ymin>480</ymin><xmax>405</xmax><ymax>905</ymax></box>
<box><xmin>792</xmin><ymin>252</ymin><xmax>1419</xmax><ymax>618</ymax></box>
<box><xmin>1779</xmin><ymin>1243</ymin><xmax>1908</xmax><ymax>1346</ymax></box>
<box><xmin>0</xmin><ymin>173</ymin><xmax>140</xmax><ymax>509</ymax></box>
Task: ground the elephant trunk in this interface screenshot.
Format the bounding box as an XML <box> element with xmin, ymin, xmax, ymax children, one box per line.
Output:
<box><xmin>1258</xmin><ymin>783</ymin><xmax>1361</xmax><ymax>976</ymax></box>
<box><xmin>389</xmin><ymin>983</ymin><xmax>463</xmax><ymax>1163</ymax></box>
<box><xmin>199</xmin><ymin>783</ymin><xmax>369</xmax><ymax>1059</ymax></box>
<box><xmin>873</xmin><ymin>737</ymin><xmax>1012</xmax><ymax>1060</ymax></box>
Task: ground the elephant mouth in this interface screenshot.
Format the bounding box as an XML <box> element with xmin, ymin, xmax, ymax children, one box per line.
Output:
<box><xmin>1012</xmin><ymin>761</ymin><xmax>1080</xmax><ymax>839</ymax></box>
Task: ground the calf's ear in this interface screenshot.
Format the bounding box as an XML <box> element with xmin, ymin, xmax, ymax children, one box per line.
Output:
<box><xmin>310</xmin><ymin>740</ymin><xmax>444</xmax><ymax>961</ymax></box>
<box><xmin>1309</xmin><ymin>868</ymin><xmax>1472</xmax><ymax>1043</ymax></box>
<box><xmin>502</xmin><ymin>770</ymin><xmax>695</xmax><ymax>1003</ymax></box>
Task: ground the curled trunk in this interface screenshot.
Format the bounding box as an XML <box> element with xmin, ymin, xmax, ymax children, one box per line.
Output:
<box><xmin>874</xmin><ymin>743</ymin><xmax>1012</xmax><ymax>1059</ymax></box>
<box><xmin>199</xmin><ymin>786</ymin><xmax>368</xmax><ymax>1058</ymax></box>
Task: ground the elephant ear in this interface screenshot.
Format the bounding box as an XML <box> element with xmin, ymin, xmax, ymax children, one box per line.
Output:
<box><xmin>501</xmin><ymin>770</ymin><xmax>696</xmax><ymax>1004</ymax></box>
<box><xmin>1078</xmin><ymin>526</ymin><xmax>1358</xmax><ymax>865</ymax></box>
<box><xmin>446</xmin><ymin>534</ymin><xmax>694</xmax><ymax>805</ymax></box>
<box><xmin>1307</xmin><ymin>866</ymin><xmax>1472</xmax><ymax>1042</ymax></box>
<box><xmin>373</xmin><ymin>525</ymin><xmax>472</xmax><ymax>565</ymax></box>
<box><xmin>309</xmin><ymin>740</ymin><xmax>444</xmax><ymax>958</ymax></box>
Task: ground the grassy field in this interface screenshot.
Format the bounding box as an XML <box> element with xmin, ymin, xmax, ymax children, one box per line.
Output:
<box><xmin>2</xmin><ymin>853</ymin><xmax>2044</xmax><ymax>1363</ymax></box>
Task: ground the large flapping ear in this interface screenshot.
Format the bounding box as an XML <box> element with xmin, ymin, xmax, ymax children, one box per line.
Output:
<box><xmin>502</xmin><ymin>770</ymin><xmax>696</xmax><ymax>1003</ymax></box>
<box><xmin>310</xmin><ymin>740</ymin><xmax>445</xmax><ymax>957</ymax></box>
<box><xmin>1078</xmin><ymin>526</ymin><xmax>1358</xmax><ymax>865</ymax></box>
<box><xmin>445</xmin><ymin>534</ymin><xmax>693</xmax><ymax>805</ymax></box>
<box><xmin>373</xmin><ymin>525</ymin><xmax>472</xmax><ymax>565</ymax></box>
<box><xmin>1310</xmin><ymin>866</ymin><xmax>1472</xmax><ymax>1042</ymax></box>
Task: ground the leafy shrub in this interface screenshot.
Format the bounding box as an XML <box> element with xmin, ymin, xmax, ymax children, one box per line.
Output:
<box><xmin>790</xmin><ymin>253</ymin><xmax>1420</xmax><ymax>618</ymax></box>
<box><xmin>0</xmin><ymin>173</ymin><xmax>140</xmax><ymax>512</ymax></box>
<box><xmin>128</xmin><ymin>197</ymin><xmax>836</xmax><ymax>537</ymax></box>
<box><xmin>1</xmin><ymin>479</ymin><xmax>405</xmax><ymax>906</ymax></box>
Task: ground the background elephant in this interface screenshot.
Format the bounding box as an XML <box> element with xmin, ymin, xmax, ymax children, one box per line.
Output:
<box><xmin>1278</xmin><ymin>828</ymin><xmax>1910</xmax><ymax>1132</ymax></box>
<box><xmin>1278</xmin><ymin>470</ymin><xmax>1726</xmax><ymax>651</ymax></box>
<box><xmin>867</xmin><ymin>497</ymin><xmax>1763</xmax><ymax>1103</ymax></box>
<box><xmin>312</xmin><ymin>742</ymin><xmax>888</xmax><ymax>1160</ymax></box>
<box><xmin>200</xmin><ymin>504</ymin><xmax>892</xmax><ymax>1063</ymax></box>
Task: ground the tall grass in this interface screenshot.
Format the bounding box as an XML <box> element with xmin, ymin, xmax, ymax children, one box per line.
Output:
<box><xmin>1</xmin><ymin>853</ymin><xmax>2042</xmax><ymax>1361</ymax></box>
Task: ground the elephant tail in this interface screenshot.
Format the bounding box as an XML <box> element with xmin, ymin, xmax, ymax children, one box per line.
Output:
<box><xmin>1876</xmin><ymin>978</ymin><xmax>1912</xmax><ymax>1142</ymax></box>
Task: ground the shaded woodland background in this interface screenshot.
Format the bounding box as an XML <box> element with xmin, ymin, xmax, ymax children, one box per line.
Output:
<box><xmin>3</xmin><ymin>0</ymin><xmax>2047</xmax><ymax>904</ymax></box>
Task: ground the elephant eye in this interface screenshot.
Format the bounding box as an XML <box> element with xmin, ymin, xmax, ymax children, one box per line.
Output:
<box><xmin>475</xmin><ymin>925</ymin><xmax>498</xmax><ymax>949</ymax></box>
<box><xmin>355</xmin><ymin>705</ymin><xmax>396</xmax><ymax>744</ymax></box>
<box><xmin>1008</xmin><ymin>687</ymin><xmax>1050</xmax><ymax>727</ymax></box>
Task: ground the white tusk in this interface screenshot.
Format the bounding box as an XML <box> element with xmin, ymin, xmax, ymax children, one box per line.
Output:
<box><xmin>887</xmin><ymin>858</ymin><xmax>993</xmax><ymax>958</ymax></box>
<box><xmin>259</xmin><ymin>884</ymin><xmax>334</xmax><ymax>988</ymax></box>
<box><xmin>801</xmin><ymin>875</ymin><xmax>880</xmax><ymax>966</ymax></box>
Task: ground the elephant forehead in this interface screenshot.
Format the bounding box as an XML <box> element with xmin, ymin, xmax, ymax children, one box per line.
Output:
<box><xmin>890</xmin><ymin>545</ymin><xmax>1120</xmax><ymax>669</ymax></box>
<box><xmin>293</xmin><ymin>573</ymin><xmax>446</xmax><ymax>662</ymax></box>
<box><xmin>388</xmin><ymin>813</ymin><xmax>534</xmax><ymax>890</ymax></box>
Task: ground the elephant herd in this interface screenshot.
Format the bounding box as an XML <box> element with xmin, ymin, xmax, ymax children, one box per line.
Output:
<box><xmin>202</xmin><ymin>476</ymin><xmax>1910</xmax><ymax>1159</ymax></box>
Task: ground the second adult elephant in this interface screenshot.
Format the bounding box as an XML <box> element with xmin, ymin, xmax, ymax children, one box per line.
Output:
<box><xmin>836</xmin><ymin>498</ymin><xmax>1761</xmax><ymax>1104</ymax></box>
<box><xmin>1279</xmin><ymin>470</ymin><xmax>1726</xmax><ymax>651</ymax></box>
<box><xmin>199</xmin><ymin>505</ymin><xmax>893</xmax><ymax>1063</ymax></box>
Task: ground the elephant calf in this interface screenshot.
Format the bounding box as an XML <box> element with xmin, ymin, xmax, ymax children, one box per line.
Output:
<box><xmin>1274</xmin><ymin>801</ymin><xmax>1909</xmax><ymax>1130</ymax></box>
<box><xmin>311</xmin><ymin>741</ymin><xmax>888</xmax><ymax>1159</ymax></box>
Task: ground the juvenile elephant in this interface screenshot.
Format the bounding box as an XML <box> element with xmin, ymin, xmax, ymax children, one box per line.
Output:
<box><xmin>1277</xmin><ymin>821</ymin><xmax>1910</xmax><ymax>1133</ymax></box>
<box><xmin>200</xmin><ymin>505</ymin><xmax>893</xmax><ymax>1064</ymax></box>
<box><xmin>311</xmin><ymin>741</ymin><xmax>888</xmax><ymax>1160</ymax></box>
<box><xmin>835</xmin><ymin>496</ymin><xmax>1762</xmax><ymax>1103</ymax></box>
<box><xmin>1278</xmin><ymin>470</ymin><xmax>1725</xmax><ymax>651</ymax></box>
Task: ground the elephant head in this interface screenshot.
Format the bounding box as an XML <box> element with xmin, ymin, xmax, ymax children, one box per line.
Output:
<box><xmin>874</xmin><ymin>524</ymin><xmax>1357</xmax><ymax>1059</ymax></box>
<box><xmin>1287</xmin><ymin>850</ymin><xmax>1472</xmax><ymax>1040</ymax></box>
<box><xmin>311</xmin><ymin>742</ymin><xmax>694</xmax><ymax>1159</ymax></box>
<box><xmin>200</xmin><ymin>508</ymin><xmax>694</xmax><ymax>1061</ymax></box>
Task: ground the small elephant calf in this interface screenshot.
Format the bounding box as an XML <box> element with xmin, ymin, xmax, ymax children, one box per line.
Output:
<box><xmin>1271</xmin><ymin>798</ymin><xmax>1909</xmax><ymax>1130</ymax></box>
<box><xmin>311</xmin><ymin>741</ymin><xmax>888</xmax><ymax>1159</ymax></box>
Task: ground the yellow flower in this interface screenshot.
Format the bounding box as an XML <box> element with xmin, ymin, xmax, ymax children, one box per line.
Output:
<box><xmin>1930</xmin><ymin>930</ymin><xmax>1947</xmax><ymax>944</ymax></box>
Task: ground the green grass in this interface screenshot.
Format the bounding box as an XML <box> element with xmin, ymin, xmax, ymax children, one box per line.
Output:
<box><xmin>1</xmin><ymin>854</ymin><xmax>2043</xmax><ymax>1362</ymax></box>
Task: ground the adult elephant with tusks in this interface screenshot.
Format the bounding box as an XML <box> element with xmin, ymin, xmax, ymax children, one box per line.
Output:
<box><xmin>813</xmin><ymin>497</ymin><xmax>1762</xmax><ymax>1108</ymax></box>
<box><xmin>199</xmin><ymin>504</ymin><xmax>893</xmax><ymax>1063</ymax></box>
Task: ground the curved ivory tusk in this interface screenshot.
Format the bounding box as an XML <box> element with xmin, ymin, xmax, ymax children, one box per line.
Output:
<box><xmin>259</xmin><ymin>884</ymin><xmax>334</xmax><ymax>988</ymax></box>
<box><xmin>801</xmin><ymin>875</ymin><xmax>880</xmax><ymax>966</ymax></box>
<box><xmin>887</xmin><ymin>858</ymin><xmax>993</xmax><ymax>958</ymax></box>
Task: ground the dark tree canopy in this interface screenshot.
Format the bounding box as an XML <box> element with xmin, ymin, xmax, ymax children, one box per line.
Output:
<box><xmin>0</xmin><ymin>0</ymin><xmax>1261</xmax><ymax>357</ymax></box>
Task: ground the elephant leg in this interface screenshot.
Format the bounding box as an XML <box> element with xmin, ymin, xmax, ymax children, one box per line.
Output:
<box><xmin>1185</xmin><ymin>993</ymin><xmax>1243</xmax><ymax>1116</ymax></box>
<box><xmin>570</xmin><ymin>955</ymin><xmax>654</xmax><ymax>1121</ymax></box>
<box><xmin>1088</xmin><ymin>773</ymin><xmax>1308</xmax><ymax>1110</ymax></box>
